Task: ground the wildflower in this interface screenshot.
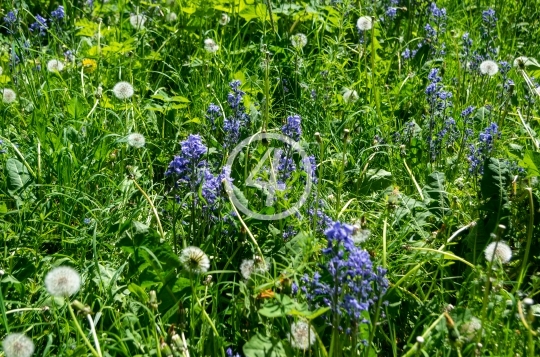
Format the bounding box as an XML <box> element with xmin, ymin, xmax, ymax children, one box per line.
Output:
<box><xmin>206</xmin><ymin>103</ymin><xmax>221</xmax><ymax>128</ymax></box>
<box><xmin>2</xmin><ymin>89</ymin><xmax>17</xmax><ymax>104</ymax></box>
<box><xmin>204</xmin><ymin>38</ymin><xmax>219</xmax><ymax>53</ymax></box>
<box><xmin>127</xmin><ymin>133</ymin><xmax>146</xmax><ymax>148</ymax></box>
<box><xmin>82</xmin><ymin>58</ymin><xmax>97</xmax><ymax>73</ymax></box>
<box><xmin>459</xmin><ymin>317</ymin><xmax>482</xmax><ymax>342</ymax></box>
<box><xmin>240</xmin><ymin>259</ymin><xmax>254</xmax><ymax>279</ymax></box>
<box><xmin>3</xmin><ymin>10</ymin><xmax>17</xmax><ymax>26</ymax></box>
<box><xmin>302</xmin><ymin>222</ymin><xmax>388</xmax><ymax>328</ymax></box>
<box><xmin>288</xmin><ymin>321</ymin><xmax>316</xmax><ymax>351</ymax></box>
<box><xmin>45</xmin><ymin>266</ymin><xmax>82</xmax><ymax>297</ymax></box>
<box><xmin>352</xmin><ymin>226</ymin><xmax>371</xmax><ymax>244</ymax></box>
<box><xmin>51</xmin><ymin>6</ymin><xmax>65</xmax><ymax>20</ymax></box>
<box><xmin>29</xmin><ymin>15</ymin><xmax>48</xmax><ymax>36</ymax></box>
<box><xmin>219</xmin><ymin>13</ymin><xmax>230</xmax><ymax>26</ymax></box>
<box><xmin>281</xmin><ymin>114</ymin><xmax>302</xmax><ymax>141</ymax></box>
<box><xmin>484</xmin><ymin>241</ymin><xmax>512</xmax><ymax>264</ymax></box>
<box><xmin>130</xmin><ymin>14</ymin><xmax>146</xmax><ymax>29</ymax></box>
<box><xmin>342</xmin><ymin>88</ymin><xmax>358</xmax><ymax>103</ymax></box>
<box><xmin>165</xmin><ymin>134</ymin><xmax>207</xmax><ymax>180</ymax></box>
<box><xmin>356</xmin><ymin>16</ymin><xmax>373</xmax><ymax>31</ymax></box>
<box><xmin>46</xmin><ymin>59</ymin><xmax>65</xmax><ymax>73</ymax></box>
<box><xmin>223</xmin><ymin>80</ymin><xmax>250</xmax><ymax>148</ymax></box>
<box><xmin>179</xmin><ymin>246</ymin><xmax>210</xmax><ymax>274</ymax></box>
<box><xmin>468</xmin><ymin>122</ymin><xmax>500</xmax><ymax>174</ymax></box>
<box><xmin>201</xmin><ymin>169</ymin><xmax>222</xmax><ymax>206</ymax></box>
<box><xmin>290</xmin><ymin>33</ymin><xmax>308</xmax><ymax>49</ymax></box>
<box><xmin>386</xmin><ymin>7</ymin><xmax>397</xmax><ymax>18</ymax></box>
<box><xmin>112</xmin><ymin>81</ymin><xmax>134</xmax><ymax>100</ymax></box>
<box><xmin>479</xmin><ymin>60</ymin><xmax>499</xmax><ymax>76</ymax></box>
<box><xmin>166</xmin><ymin>12</ymin><xmax>177</xmax><ymax>22</ymax></box>
<box><xmin>2</xmin><ymin>333</ymin><xmax>35</xmax><ymax>357</ymax></box>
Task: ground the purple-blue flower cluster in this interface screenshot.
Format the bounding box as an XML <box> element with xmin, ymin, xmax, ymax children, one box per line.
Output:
<box><xmin>281</xmin><ymin>114</ymin><xmax>302</xmax><ymax>142</ymax></box>
<box><xmin>224</xmin><ymin>80</ymin><xmax>250</xmax><ymax>148</ymax></box>
<box><xmin>467</xmin><ymin>122</ymin><xmax>500</xmax><ymax>174</ymax></box>
<box><xmin>30</xmin><ymin>14</ymin><xmax>48</xmax><ymax>36</ymax></box>
<box><xmin>402</xmin><ymin>2</ymin><xmax>447</xmax><ymax>60</ymax></box>
<box><xmin>302</xmin><ymin>222</ymin><xmax>388</xmax><ymax>328</ymax></box>
<box><xmin>51</xmin><ymin>6</ymin><xmax>65</xmax><ymax>21</ymax></box>
<box><xmin>165</xmin><ymin>134</ymin><xmax>207</xmax><ymax>183</ymax></box>
<box><xmin>206</xmin><ymin>103</ymin><xmax>221</xmax><ymax>128</ymax></box>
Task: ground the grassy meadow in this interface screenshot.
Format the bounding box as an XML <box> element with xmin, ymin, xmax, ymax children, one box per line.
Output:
<box><xmin>1</xmin><ymin>0</ymin><xmax>540</xmax><ymax>356</ymax></box>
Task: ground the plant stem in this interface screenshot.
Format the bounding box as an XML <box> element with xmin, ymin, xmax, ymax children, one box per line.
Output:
<box><xmin>67</xmin><ymin>303</ymin><xmax>101</xmax><ymax>357</ymax></box>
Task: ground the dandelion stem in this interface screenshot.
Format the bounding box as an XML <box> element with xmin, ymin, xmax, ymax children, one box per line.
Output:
<box><xmin>131</xmin><ymin>178</ymin><xmax>166</xmax><ymax>241</ymax></box>
<box><xmin>517</xmin><ymin>187</ymin><xmax>534</xmax><ymax>290</ymax></box>
<box><xmin>67</xmin><ymin>303</ymin><xmax>101</xmax><ymax>357</ymax></box>
<box><xmin>86</xmin><ymin>314</ymin><xmax>103</xmax><ymax>357</ymax></box>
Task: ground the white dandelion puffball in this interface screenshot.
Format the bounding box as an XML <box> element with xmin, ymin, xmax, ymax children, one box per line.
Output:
<box><xmin>2</xmin><ymin>333</ymin><xmax>35</xmax><ymax>357</ymax></box>
<box><xmin>479</xmin><ymin>60</ymin><xmax>499</xmax><ymax>76</ymax></box>
<box><xmin>291</xmin><ymin>33</ymin><xmax>308</xmax><ymax>49</ymax></box>
<box><xmin>127</xmin><ymin>133</ymin><xmax>146</xmax><ymax>148</ymax></box>
<box><xmin>2</xmin><ymin>88</ymin><xmax>17</xmax><ymax>104</ymax></box>
<box><xmin>219</xmin><ymin>13</ymin><xmax>230</xmax><ymax>26</ymax></box>
<box><xmin>357</xmin><ymin>16</ymin><xmax>373</xmax><ymax>31</ymax></box>
<box><xmin>343</xmin><ymin>88</ymin><xmax>359</xmax><ymax>103</ymax></box>
<box><xmin>166</xmin><ymin>12</ymin><xmax>178</xmax><ymax>22</ymax></box>
<box><xmin>112</xmin><ymin>81</ymin><xmax>134</xmax><ymax>100</ymax></box>
<box><xmin>180</xmin><ymin>246</ymin><xmax>210</xmax><ymax>274</ymax></box>
<box><xmin>352</xmin><ymin>226</ymin><xmax>371</xmax><ymax>244</ymax></box>
<box><xmin>204</xmin><ymin>38</ymin><xmax>219</xmax><ymax>53</ymax></box>
<box><xmin>484</xmin><ymin>241</ymin><xmax>512</xmax><ymax>264</ymax></box>
<box><xmin>130</xmin><ymin>14</ymin><xmax>146</xmax><ymax>29</ymax></box>
<box><xmin>240</xmin><ymin>259</ymin><xmax>255</xmax><ymax>280</ymax></box>
<box><xmin>459</xmin><ymin>317</ymin><xmax>482</xmax><ymax>342</ymax></box>
<box><xmin>47</xmin><ymin>59</ymin><xmax>65</xmax><ymax>73</ymax></box>
<box><xmin>289</xmin><ymin>321</ymin><xmax>316</xmax><ymax>351</ymax></box>
<box><xmin>45</xmin><ymin>266</ymin><xmax>81</xmax><ymax>297</ymax></box>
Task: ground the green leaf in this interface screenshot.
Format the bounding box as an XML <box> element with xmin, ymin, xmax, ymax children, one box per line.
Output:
<box><xmin>239</xmin><ymin>4</ymin><xmax>268</xmax><ymax>22</ymax></box>
<box><xmin>520</xmin><ymin>150</ymin><xmax>540</xmax><ymax>176</ymax></box>
<box><xmin>423</xmin><ymin>171</ymin><xmax>450</xmax><ymax>218</ymax></box>
<box><xmin>243</xmin><ymin>334</ymin><xmax>287</xmax><ymax>357</ymax></box>
<box><xmin>258</xmin><ymin>294</ymin><xmax>295</xmax><ymax>318</ymax></box>
<box><xmin>128</xmin><ymin>283</ymin><xmax>148</xmax><ymax>303</ymax></box>
<box><xmin>6</xmin><ymin>158</ymin><xmax>32</xmax><ymax>197</ymax></box>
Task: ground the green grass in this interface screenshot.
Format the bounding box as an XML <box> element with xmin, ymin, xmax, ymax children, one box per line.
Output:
<box><xmin>1</xmin><ymin>0</ymin><xmax>540</xmax><ymax>356</ymax></box>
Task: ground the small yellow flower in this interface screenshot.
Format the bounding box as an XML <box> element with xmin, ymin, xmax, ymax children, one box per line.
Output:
<box><xmin>82</xmin><ymin>58</ymin><xmax>97</xmax><ymax>73</ymax></box>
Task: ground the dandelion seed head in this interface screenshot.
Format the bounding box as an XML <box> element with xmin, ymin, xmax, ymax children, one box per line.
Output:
<box><xmin>112</xmin><ymin>81</ymin><xmax>134</xmax><ymax>100</ymax></box>
<box><xmin>180</xmin><ymin>246</ymin><xmax>210</xmax><ymax>274</ymax></box>
<box><xmin>479</xmin><ymin>60</ymin><xmax>499</xmax><ymax>76</ymax></box>
<box><xmin>288</xmin><ymin>321</ymin><xmax>316</xmax><ymax>351</ymax></box>
<box><xmin>484</xmin><ymin>241</ymin><xmax>512</xmax><ymax>264</ymax></box>
<box><xmin>342</xmin><ymin>88</ymin><xmax>359</xmax><ymax>103</ymax></box>
<box><xmin>291</xmin><ymin>33</ymin><xmax>308</xmax><ymax>49</ymax></box>
<box><xmin>204</xmin><ymin>38</ymin><xmax>219</xmax><ymax>53</ymax></box>
<box><xmin>240</xmin><ymin>259</ymin><xmax>254</xmax><ymax>280</ymax></box>
<box><xmin>130</xmin><ymin>14</ymin><xmax>146</xmax><ymax>29</ymax></box>
<box><xmin>166</xmin><ymin>12</ymin><xmax>177</xmax><ymax>22</ymax></box>
<box><xmin>45</xmin><ymin>266</ymin><xmax>81</xmax><ymax>297</ymax></box>
<box><xmin>2</xmin><ymin>333</ymin><xmax>35</xmax><ymax>357</ymax></box>
<box><xmin>46</xmin><ymin>59</ymin><xmax>64</xmax><ymax>72</ymax></box>
<box><xmin>127</xmin><ymin>133</ymin><xmax>145</xmax><ymax>148</ymax></box>
<box><xmin>356</xmin><ymin>16</ymin><xmax>373</xmax><ymax>31</ymax></box>
<box><xmin>459</xmin><ymin>317</ymin><xmax>482</xmax><ymax>342</ymax></box>
<box><xmin>2</xmin><ymin>88</ymin><xmax>17</xmax><ymax>104</ymax></box>
<box><xmin>219</xmin><ymin>13</ymin><xmax>230</xmax><ymax>26</ymax></box>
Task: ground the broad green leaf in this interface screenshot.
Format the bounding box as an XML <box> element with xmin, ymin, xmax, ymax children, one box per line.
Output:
<box><xmin>520</xmin><ymin>150</ymin><xmax>540</xmax><ymax>176</ymax></box>
<box><xmin>243</xmin><ymin>334</ymin><xmax>287</xmax><ymax>357</ymax></box>
<box><xmin>6</xmin><ymin>158</ymin><xmax>32</xmax><ymax>196</ymax></box>
<box><xmin>258</xmin><ymin>294</ymin><xmax>295</xmax><ymax>318</ymax></box>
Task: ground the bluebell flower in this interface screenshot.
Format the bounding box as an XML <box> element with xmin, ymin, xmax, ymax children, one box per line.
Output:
<box><xmin>467</xmin><ymin>122</ymin><xmax>500</xmax><ymax>174</ymax></box>
<box><xmin>429</xmin><ymin>2</ymin><xmax>446</xmax><ymax>19</ymax></box>
<box><xmin>281</xmin><ymin>114</ymin><xmax>302</xmax><ymax>141</ymax></box>
<box><xmin>223</xmin><ymin>80</ymin><xmax>250</xmax><ymax>148</ymax></box>
<box><xmin>3</xmin><ymin>10</ymin><xmax>18</xmax><ymax>33</ymax></box>
<box><xmin>165</xmin><ymin>134</ymin><xmax>207</xmax><ymax>182</ymax></box>
<box><xmin>302</xmin><ymin>221</ymin><xmax>388</xmax><ymax>329</ymax></box>
<box><xmin>206</xmin><ymin>103</ymin><xmax>221</xmax><ymax>128</ymax></box>
<box><xmin>29</xmin><ymin>15</ymin><xmax>48</xmax><ymax>36</ymax></box>
<box><xmin>51</xmin><ymin>6</ymin><xmax>65</xmax><ymax>21</ymax></box>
